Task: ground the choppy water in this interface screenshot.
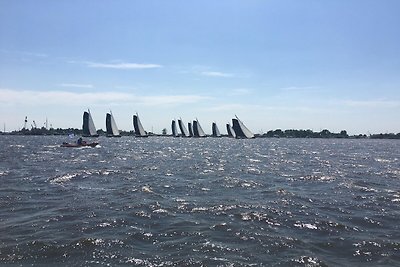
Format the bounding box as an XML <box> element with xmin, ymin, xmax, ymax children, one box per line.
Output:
<box><xmin>0</xmin><ymin>136</ymin><xmax>399</xmax><ymax>266</ymax></box>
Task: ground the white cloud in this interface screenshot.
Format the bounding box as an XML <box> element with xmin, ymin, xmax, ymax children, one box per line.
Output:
<box><xmin>200</xmin><ymin>71</ymin><xmax>234</xmax><ymax>78</ymax></box>
<box><xmin>343</xmin><ymin>99</ymin><xmax>400</xmax><ymax>108</ymax></box>
<box><xmin>59</xmin><ymin>83</ymin><xmax>94</xmax><ymax>89</ymax></box>
<box><xmin>139</xmin><ymin>95</ymin><xmax>211</xmax><ymax>106</ymax></box>
<box><xmin>0</xmin><ymin>88</ymin><xmax>209</xmax><ymax>107</ymax></box>
<box><xmin>85</xmin><ymin>61</ymin><xmax>162</xmax><ymax>69</ymax></box>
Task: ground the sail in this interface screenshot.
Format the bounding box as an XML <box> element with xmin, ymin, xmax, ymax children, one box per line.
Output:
<box><xmin>178</xmin><ymin>118</ymin><xmax>189</xmax><ymax>137</ymax></box>
<box><xmin>226</xmin><ymin>123</ymin><xmax>236</xmax><ymax>138</ymax></box>
<box><xmin>232</xmin><ymin>116</ymin><xmax>254</xmax><ymax>139</ymax></box>
<box><xmin>133</xmin><ymin>113</ymin><xmax>148</xmax><ymax>137</ymax></box>
<box><xmin>188</xmin><ymin>122</ymin><xmax>194</xmax><ymax>137</ymax></box>
<box><xmin>106</xmin><ymin>112</ymin><xmax>120</xmax><ymax>137</ymax></box>
<box><xmin>171</xmin><ymin>120</ymin><xmax>178</xmax><ymax>137</ymax></box>
<box><xmin>82</xmin><ymin>110</ymin><xmax>99</xmax><ymax>137</ymax></box>
<box><xmin>212</xmin><ymin>122</ymin><xmax>221</xmax><ymax>137</ymax></box>
<box><xmin>193</xmin><ymin>119</ymin><xmax>206</xmax><ymax>137</ymax></box>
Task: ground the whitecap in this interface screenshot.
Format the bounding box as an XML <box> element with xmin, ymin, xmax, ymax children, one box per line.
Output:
<box><xmin>294</xmin><ymin>222</ymin><xmax>318</xmax><ymax>230</ymax></box>
<box><xmin>153</xmin><ymin>209</ymin><xmax>168</xmax><ymax>214</ymax></box>
<box><xmin>142</xmin><ymin>186</ymin><xmax>153</xmax><ymax>193</ymax></box>
<box><xmin>192</xmin><ymin>207</ymin><xmax>208</xmax><ymax>212</ymax></box>
<box><xmin>247</xmin><ymin>167</ymin><xmax>261</xmax><ymax>175</ymax></box>
<box><xmin>98</xmin><ymin>222</ymin><xmax>112</xmax><ymax>228</ymax></box>
<box><xmin>50</xmin><ymin>173</ymin><xmax>79</xmax><ymax>184</ymax></box>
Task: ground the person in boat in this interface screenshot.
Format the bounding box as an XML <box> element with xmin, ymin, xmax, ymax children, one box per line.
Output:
<box><xmin>77</xmin><ymin>137</ymin><xmax>83</xmax><ymax>145</ymax></box>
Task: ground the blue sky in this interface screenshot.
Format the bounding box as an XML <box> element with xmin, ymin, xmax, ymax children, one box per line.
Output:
<box><xmin>1</xmin><ymin>0</ymin><xmax>399</xmax><ymax>134</ymax></box>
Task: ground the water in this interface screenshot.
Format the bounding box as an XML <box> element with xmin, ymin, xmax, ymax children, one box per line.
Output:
<box><xmin>0</xmin><ymin>136</ymin><xmax>399</xmax><ymax>266</ymax></box>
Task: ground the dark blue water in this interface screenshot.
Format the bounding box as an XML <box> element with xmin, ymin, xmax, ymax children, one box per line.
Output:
<box><xmin>0</xmin><ymin>136</ymin><xmax>399</xmax><ymax>266</ymax></box>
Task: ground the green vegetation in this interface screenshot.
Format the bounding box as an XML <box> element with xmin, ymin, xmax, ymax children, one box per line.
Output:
<box><xmin>259</xmin><ymin>129</ymin><xmax>351</xmax><ymax>138</ymax></box>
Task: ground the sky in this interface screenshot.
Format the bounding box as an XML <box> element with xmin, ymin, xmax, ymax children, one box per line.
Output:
<box><xmin>0</xmin><ymin>0</ymin><xmax>399</xmax><ymax>135</ymax></box>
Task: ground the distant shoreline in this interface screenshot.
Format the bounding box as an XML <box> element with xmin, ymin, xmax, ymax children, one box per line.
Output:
<box><xmin>1</xmin><ymin>128</ymin><xmax>399</xmax><ymax>139</ymax></box>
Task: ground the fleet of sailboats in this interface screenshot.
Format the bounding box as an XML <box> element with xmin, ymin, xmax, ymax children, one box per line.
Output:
<box><xmin>81</xmin><ymin>110</ymin><xmax>255</xmax><ymax>139</ymax></box>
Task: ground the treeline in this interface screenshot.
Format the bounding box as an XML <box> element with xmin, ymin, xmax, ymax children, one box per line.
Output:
<box><xmin>2</xmin><ymin>127</ymin><xmax>400</xmax><ymax>139</ymax></box>
<box><xmin>369</xmin><ymin>133</ymin><xmax>400</xmax><ymax>139</ymax></box>
<box><xmin>259</xmin><ymin>129</ymin><xmax>351</xmax><ymax>138</ymax></box>
<box><xmin>258</xmin><ymin>129</ymin><xmax>400</xmax><ymax>139</ymax></box>
<box><xmin>3</xmin><ymin>127</ymin><xmax>136</xmax><ymax>136</ymax></box>
<box><xmin>260</xmin><ymin>129</ymin><xmax>400</xmax><ymax>139</ymax></box>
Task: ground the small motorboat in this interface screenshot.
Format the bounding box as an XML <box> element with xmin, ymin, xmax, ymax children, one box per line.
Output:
<box><xmin>60</xmin><ymin>142</ymin><xmax>99</xmax><ymax>148</ymax></box>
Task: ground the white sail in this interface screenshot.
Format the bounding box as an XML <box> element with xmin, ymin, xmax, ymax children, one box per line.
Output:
<box><xmin>193</xmin><ymin>119</ymin><xmax>206</xmax><ymax>137</ymax></box>
<box><xmin>106</xmin><ymin>111</ymin><xmax>120</xmax><ymax>137</ymax></box>
<box><xmin>232</xmin><ymin>115</ymin><xmax>254</xmax><ymax>139</ymax></box>
<box><xmin>178</xmin><ymin>118</ymin><xmax>189</xmax><ymax>137</ymax></box>
<box><xmin>226</xmin><ymin>123</ymin><xmax>236</xmax><ymax>138</ymax></box>
<box><xmin>188</xmin><ymin>122</ymin><xmax>193</xmax><ymax>137</ymax></box>
<box><xmin>88</xmin><ymin>110</ymin><xmax>97</xmax><ymax>136</ymax></box>
<box><xmin>110</xmin><ymin>113</ymin><xmax>120</xmax><ymax>136</ymax></box>
<box><xmin>212</xmin><ymin>122</ymin><xmax>221</xmax><ymax>137</ymax></box>
<box><xmin>133</xmin><ymin>113</ymin><xmax>148</xmax><ymax>137</ymax></box>
<box><xmin>171</xmin><ymin>120</ymin><xmax>179</xmax><ymax>137</ymax></box>
<box><xmin>83</xmin><ymin>109</ymin><xmax>99</xmax><ymax>137</ymax></box>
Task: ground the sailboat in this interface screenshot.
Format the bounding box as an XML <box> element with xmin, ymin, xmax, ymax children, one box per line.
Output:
<box><xmin>193</xmin><ymin>119</ymin><xmax>206</xmax><ymax>137</ymax></box>
<box><xmin>133</xmin><ymin>113</ymin><xmax>148</xmax><ymax>137</ymax></box>
<box><xmin>171</xmin><ymin>120</ymin><xmax>179</xmax><ymax>137</ymax></box>
<box><xmin>188</xmin><ymin>122</ymin><xmax>194</xmax><ymax>137</ymax></box>
<box><xmin>232</xmin><ymin>115</ymin><xmax>254</xmax><ymax>139</ymax></box>
<box><xmin>226</xmin><ymin>123</ymin><xmax>236</xmax><ymax>138</ymax></box>
<box><xmin>211</xmin><ymin>122</ymin><xmax>222</xmax><ymax>137</ymax></box>
<box><xmin>106</xmin><ymin>111</ymin><xmax>121</xmax><ymax>137</ymax></box>
<box><xmin>178</xmin><ymin>118</ymin><xmax>190</xmax><ymax>137</ymax></box>
<box><xmin>82</xmin><ymin>109</ymin><xmax>99</xmax><ymax>137</ymax></box>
